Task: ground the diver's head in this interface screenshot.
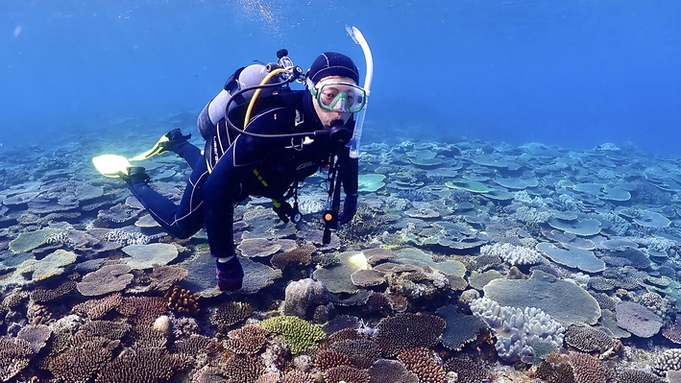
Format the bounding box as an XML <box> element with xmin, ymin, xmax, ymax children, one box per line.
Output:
<box><xmin>306</xmin><ymin>52</ymin><xmax>366</xmax><ymax>128</ymax></box>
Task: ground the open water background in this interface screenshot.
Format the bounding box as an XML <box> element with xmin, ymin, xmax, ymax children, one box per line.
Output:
<box><xmin>1</xmin><ymin>0</ymin><xmax>680</xmax><ymax>155</ymax></box>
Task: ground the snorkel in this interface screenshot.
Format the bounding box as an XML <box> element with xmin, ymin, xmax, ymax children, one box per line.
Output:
<box><xmin>345</xmin><ymin>26</ymin><xmax>373</xmax><ymax>159</ymax></box>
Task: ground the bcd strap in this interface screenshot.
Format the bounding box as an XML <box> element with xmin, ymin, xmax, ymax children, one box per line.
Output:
<box><xmin>322</xmin><ymin>156</ymin><xmax>341</xmax><ymax>244</ymax></box>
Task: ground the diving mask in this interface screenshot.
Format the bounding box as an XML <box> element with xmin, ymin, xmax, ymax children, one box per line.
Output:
<box><xmin>307</xmin><ymin>78</ymin><xmax>366</xmax><ymax>113</ymax></box>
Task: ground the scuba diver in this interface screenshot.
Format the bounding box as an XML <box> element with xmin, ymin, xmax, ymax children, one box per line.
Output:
<box><xmin>118</xmin><ymin>51</ymin><xmax>367</xmax><ymax>292</ymax></box>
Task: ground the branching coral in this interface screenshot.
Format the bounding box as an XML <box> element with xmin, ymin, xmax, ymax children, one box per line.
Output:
<box><xmin>470</xmin><ymin>297</ymin><xmax>565</xmax><ymax>364</ymax></box>
<box><xmin>259</xmin><ymin>315</ymin><xmax>326</xmax><ymax>355</ymax></box>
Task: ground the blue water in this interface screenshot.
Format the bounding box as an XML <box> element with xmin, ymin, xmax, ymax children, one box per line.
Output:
<box><xmin>2</xmin><ymin>0</ymin><xmax>680</xmax><ymax>155</ymax></box>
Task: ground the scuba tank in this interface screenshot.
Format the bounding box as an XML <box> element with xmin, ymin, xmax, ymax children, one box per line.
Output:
<box><xmin>196</xmin><ymin>49</ymin><xmax>302</xmax><ymax>140</ymax></box>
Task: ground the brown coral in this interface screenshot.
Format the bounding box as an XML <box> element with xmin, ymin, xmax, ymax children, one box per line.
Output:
<box><xmin>30</xmin><ymin>280</ymin><xmax>77</xmax><ymax>303</ymax></box>
<box><xmin>0</xmin><ymin>337</ymin><xmax>33</xmax><ymax>382</ymax></box>
<box><xmin>327</xmin><ymin>327</ymin><xmax>363</xmax><ymax>344</ymax></box>
<box><xmin>224</xmin><ymin>325</ymin><xmax>269</xmax><ymax>355</ymax></box>
<box><xmin>662</xmin><ymin>316</ymin><xmax>681</xmax><ymax>345</ymax></box>
<box><xmin>221</xmin><ymin>354</ymin><xmax>265</xmax><ymax>383</ymax></box>
<box><xmin>47</xmin><ymin>336</ymin><xmax>119</xmax><ymax>383</ymax></box>
<box><xmin>281</xmin><ymin>370</ymin><xmax>316</xmax><ymax>383</ymax></box>
<box><xmin>367</xmin><ymin>359</ymin><xmax>419</xmax><ymax>383</ymax></box>
<box><xmin>568</xmin><ymin>352</ymin><xmax>616</xmax><ymax>383</ymax></box>
<box><xmin>536</xmin><ymin>352</ymin><xmax>616</xmax><ymax>383</ymax></box>
<box><xmin>617</xmin><ymin>369</ymin><xmax>663</xmax><ymax>383</ymax></box>
<box><xmin>164</xmin><ymin>285</ymin><xmax>200</xmax><ymax>316</ymax></box>
<box><xmin>118</xmin><ymin>296</ymin><xmax>168</xmax><ymax>324</ymax></box>
<box><xmin>73</xmin><ymin>293</ymin><xmax>124</xmax><ymax>319</ymax></box>
<box><xmin>375</xmin><ymin>313</ymin><xmax>446</xmax><ymax>357</ymax></box>
<box><xmin>324</xmin><ymin>365</ymin><xmax>371</xmax><ymax>383</ymax></box>
<box><xmin>271</xmin><ymin>243</ymin><xmax>315</xmax><ymax>270</ymax></box>
<box><xmin>315</xmin><ymin>349</ymin><xmax>352</xmax><ymax>371</ymax></box>
<box><xmin>443</xmin><ymin>354</ymin><xmax>489</xmax><ymax>383</ymax></box>
<box><xmin>329</xmin><ymin>339</ymin><xmax>381</xmax><ymax>369</ymax></box>
<box><xmin>210</xmin><ymin>301</ymin><xmax>253</xmax><ymax>331</ymax></box>
<box><xmin>79</xmin><ymin>320</ymin><xmax>132</xmax><ymax>341</ymax></box>
<box><xmin>564</xmin><ymin>325</ymin><xmax>616</xmax><ymax>353</ymax></box>
<box><xmin>94</xmin><ymin>346</ymin><xmax>192</xmax><ymax>383</ymax></box>
<box><xmin>397</xmin><ymin>347</ymin><xmax>446</xmax><ymax>383</ymax></box>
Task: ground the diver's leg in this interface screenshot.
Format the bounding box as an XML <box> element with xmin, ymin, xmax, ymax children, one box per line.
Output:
<box><xmin>125</xmin><ymin>161</ymin><xmax>207</xmax><ymax>239</ymax></box>
<box><xmin>163</xmin><ymin>129</ymin><xmax>202</xmax><ymax>167</ymax></box>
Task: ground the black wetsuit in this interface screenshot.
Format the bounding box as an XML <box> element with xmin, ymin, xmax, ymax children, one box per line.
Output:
<box><xmin>128</xmin><ymin>89</ymin><xmax>358</xmax><ymax>258</ymax></box>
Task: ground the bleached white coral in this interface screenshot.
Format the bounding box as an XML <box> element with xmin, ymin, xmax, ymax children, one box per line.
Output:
<box><xmin>514</xmin><ymin>191</ymin><xmax>547</xmax><ymax>208</ymax></box>
<box><xmin>512</xmin><ymin>206</ymin><xmax>551</xmax><ymax>224</ymax></box>
<box><xmin>481</xmin><ymin>243</ymin><xmax>543</xmax><ymax>266</ymax></box>
<box><xmin>470</xmin><ymin>297</ymin><xmax>565</xmax><ymax>364</ymax></box>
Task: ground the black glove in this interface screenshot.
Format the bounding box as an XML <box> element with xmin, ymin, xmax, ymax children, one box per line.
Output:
<box><xmin>338</xmin><ymin>194</ymin><xmax>358</xmax><ymax>225</ymax></box>
<box><xmin>272</xmin><ymin>200</ymin><xmax>301</xmax><ymax>224</ymax></box>
<box><xmin>159</xmin><ymin>128</ymin><xmax>192</xmax><ymax>153</ymax></box>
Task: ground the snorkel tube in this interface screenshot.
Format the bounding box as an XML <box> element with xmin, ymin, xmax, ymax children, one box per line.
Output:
<box><xmin>345</xmin><ymin>26</ymin><xmax>373</xmax><ymax>159</ymax></box>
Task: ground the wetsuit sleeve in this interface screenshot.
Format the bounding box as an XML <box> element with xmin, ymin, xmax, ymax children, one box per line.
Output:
<box><xmin>202</xmin><ymin>108</ymin><xmax>291</xmax><ymax>258</ymax></box>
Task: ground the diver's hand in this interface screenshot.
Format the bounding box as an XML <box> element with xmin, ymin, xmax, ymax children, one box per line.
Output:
<box><xmin>338</xmin><ymin>194</ymin><xmax>358</xmax><ymax>225</ymax></box>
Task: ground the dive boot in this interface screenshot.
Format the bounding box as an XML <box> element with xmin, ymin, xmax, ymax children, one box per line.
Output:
<box><xmin>216</xmin><ymin>256</ymin><xmax>244</xmax><ymax>292</ymax></box>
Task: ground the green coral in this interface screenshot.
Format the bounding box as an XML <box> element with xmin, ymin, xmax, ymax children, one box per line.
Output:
<box><xmin>9</xmin><ymin>228</ymin><xmax>65</xmax><ymax>254</ymax></box>
<box><xmin>259</xmin><ymin>315</ymin><xmax>326</xmax><ymax>354</ymax></box>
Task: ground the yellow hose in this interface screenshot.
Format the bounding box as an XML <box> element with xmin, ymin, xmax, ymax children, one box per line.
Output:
<box><xmin>244</xmin><ymin>68</ymin><xmax>286</xmax><ymax>128</ymax></box>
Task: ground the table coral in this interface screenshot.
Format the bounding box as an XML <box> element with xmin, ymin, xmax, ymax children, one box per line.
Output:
<box><xmin>209</xmin><ymin>301</ymin><xmax>253</xmax><ymax>332</ymax></box>
<box><xmin>443</xmin><ymin>354</ymin><xmax>490</xmax><ymax>383</ymax></box>
<box><xmin>271</xmin><ymin>243</ymin><xmax>315</xmax><ymax>270</ymax></box>
<box><xmin>615</xmin><ymin>301</ymin><xmax>662</xmax><ymax>338</ymax></box>
<box><xmin>76</xmin><ymin>264</ymin><xmax>134</xmax><ymax>297</ymax></box>
<box><xmin>30</xmin><ymin>280</ymin><xmax>77</xmax><ymax>303</ymax></box>
<box><xmin>367</xmin><ymin>359</ymin><xmax>418</xmax><ymax>383</ymax></box>
<box><xmin>617</xmin><ymin>369</ymin><xmax>663</xmax><ymax>383</ymax></box>
<box><xmin>436</xmin><ymin>304</ymin><xmax>486</xmax><ymax>351</ymax></box>
<box><xmin>324</xmin><ymin>365</ymin><xmax>371</xmax><ymax>383</ymax></box>
<box><xmin>94</xmin><ymin>346</ymin><xmax>192</xmax><ymax>383</ymax></box>
<box><xmin>483</xmin><ymin>270</ymin><xmax>601</xmax><ymax>326</ymax></box>
<box><xmin>17</xmin><ymin>324</ymin><xmax>52</xmax><ymax>353</ymax></box>
<box><xmin>397</xmin><ymin>347</ymin><xmax>446</xmax><ymax>383</ymax></box>
<box><xmin>259</xmin><ymin>315</ymin><xmax>326</xmax><ymax>355</ymax></box>
<box><xmin>564</xmin><ymin>325</ymin><xmax>617</xmax><ymax>354</ymax></box>
<box><xmin>224</xmin><ymin>325</ymin><xmax>269</xmax><ymax>355</ymax></box>
<box><xmin>329</xmin><ymin>339</ymin><xmax>381</xmax><ymax>369</ymax></box>
<box><xmin>122</xmin><ymin>243</ymin><xmax>179</xmax><ymax>269</ymax></box>
<box><xmin>47</xmin><ymin>336</ymin><xmax>119</xmax><ymax>383</ymax></box>
<box><xmin>374</xmin><ymin>312</ymin><xmax>446</xmax><ymax>357</ymax></box>
<box><xmin>72</xmin><ymin>292</ymin><xmax>124</xmax><ymax>319</ymax></box>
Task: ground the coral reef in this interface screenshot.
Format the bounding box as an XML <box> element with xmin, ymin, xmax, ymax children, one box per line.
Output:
<box><xmin>374</xmin><ymin>312</ymin><xmax>446</xmax><ymax>357</ymax></box>
<box><xmin>224</xmin><ymin>325</ymin><xmax>269</xmax><ymax>355</ymax></box>
<box><xmin>397</xmin><ymin>347</ymin><xmax>446</xmax><ymax>383</ymax></box>
<box><xmin>164</xmin><ymin>285</ymin><xmax>200</xmax><ymax>316</ymax></box>
<box><xmin>209</xmin><ymin>301</ymin><xmax>253</xmax><ymax>332</ymax></box>
<box><xmin>615</xmin><ymin>302</ymin><xmax>663</xmax><ymax>338</ymax></box>
<box><xmin>480</xmin><ymin>242</ymin><xmax>543</xmax><ymax>266</ymax></box>
<box><xmin>470</xmin><ymin>297</ymin><xmax>565</xmax><ymax>364</ymax></box>
<box><xmin>283</xmin><ymin>278</ymin><xmax>330</xmax><ymax>320</ymax></box>
<box><xmin>259</xmin><ymin>315</ymin><xmax>326</xmax><ymax>355</ymax></box>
